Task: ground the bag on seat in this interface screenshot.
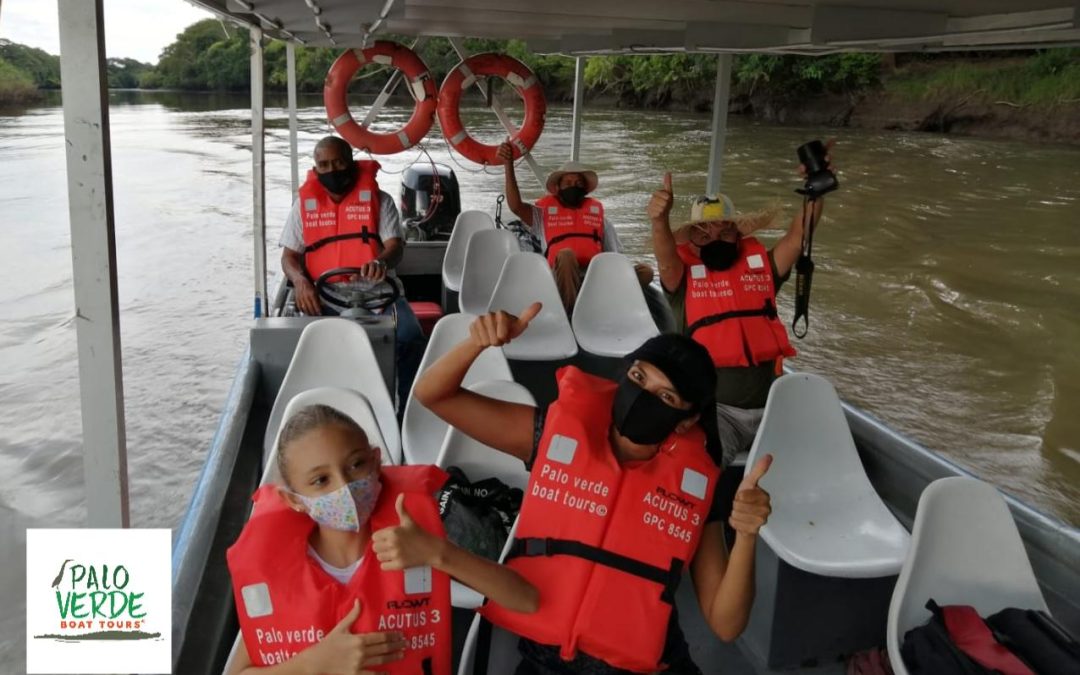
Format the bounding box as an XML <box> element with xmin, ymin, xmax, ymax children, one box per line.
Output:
<box><xmin>986</xmin><ymin>607</ymin><xmax>1080</xmax><ymax>675</ymax></box>
<box><xmin>437</xmin><ymin>466</ymin><xmax>522</xmax><ymax>561</ymax></box>
<box><xmin>901</xmin><ymin>600</ymin><xmax>999</xmax><ymax>675</ymax></box>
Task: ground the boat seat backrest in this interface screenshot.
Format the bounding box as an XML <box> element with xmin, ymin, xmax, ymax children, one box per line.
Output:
<box><xmin>886</xmin><ymin>477</ymin><xmax>1048</xmax><ymax>675</ymax></box>
<box><xmin>746</xmin><ymin>373</ymin><xmax>910</xmax><ymax>578</ymax></box>
<box><xmin>402</xmin><ymin>313</ymin><xmax>514</xmax><ymax>465</ymax></box>
<box><xmin>442</xmin><ymin>210</ymin><xmax>495</xmax><ymax>292</ymax></box>
<box><xmin>487</xmin><ymin>252</ymin><xmax>578</xmax><ymax>361</ymax></box>
<box><xmin>435</xmin><ymin>379</ymin><xmax>534</xmax><ymax>492</ymax></box>
<box><xmin>571</xmin><ymin>252</ymin><xmax>659</xmax><ymax>357</ymax></box>
<box><xmin>459</xmin><ymin>229</ymin><xmax>519</xmax><ymax>316</ymax></box>
<box><xmin>264</xmin><ymin>319</ymin><xmax>400</xmax><ymax>466</ymax></box>
<box><xmin>262</xmin><ymin>387</ymin><xmax>390</xmax><ymax>485</ymax></box>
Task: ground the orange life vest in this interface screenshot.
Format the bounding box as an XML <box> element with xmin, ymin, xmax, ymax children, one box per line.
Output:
<box><xmin>227</xmin><ymin>465</ymin><xmax>452</xmax><ymax>675</ymax></box>
<box><xmin>536</xmin><ymin>195</ymin><xmax>604</xmax><ymax>267</ymax></box>
<box><xmin>678</xmin><ymin>237</ymin><xmax>796</xmax><ymax>368</ymax></box>
<box><xmin>481</xmin><ymin>366</ymin><xmax>719</xmax><ymax>673</ymax></box>
<box><xmin>299</xmin><ymin>160</ymin><xmax>383</xmax><ymax>284</ymax></box>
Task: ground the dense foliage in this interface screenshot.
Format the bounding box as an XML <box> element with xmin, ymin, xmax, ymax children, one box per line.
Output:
<box><xmin>2</xmin><ymin>21</ymin><xmax>1077</xmax><ymax>113</ymax></box>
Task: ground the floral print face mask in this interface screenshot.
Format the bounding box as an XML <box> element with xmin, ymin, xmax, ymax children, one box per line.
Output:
<box><xmin>292</xmin><ymin>475</ymin><xmax>382</xmax><ymax>531</ymax></box>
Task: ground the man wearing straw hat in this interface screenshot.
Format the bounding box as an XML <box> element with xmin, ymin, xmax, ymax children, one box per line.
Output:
<box><xmin>647</xmin><ymin>164</ymin><xmax>830</xmax><ymax>467</ymax></box>
<box><xmin>497</xmin><ymin>142</ymin><xmax>653</xmax><ymax>313</ymax></box>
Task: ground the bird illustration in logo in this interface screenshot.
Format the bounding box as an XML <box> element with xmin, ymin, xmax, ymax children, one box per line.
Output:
<box><xmin>51</xmin><ymin>559</ymin><xmax>73</xmax><ymax>588</ymax></box>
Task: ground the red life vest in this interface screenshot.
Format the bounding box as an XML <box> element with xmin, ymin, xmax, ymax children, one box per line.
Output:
<box><xmin>227</xmin><ymin>465</ymin><xmax>452</xmax><ymax>675</ymax></box>
<box><xmin>678</xmin><ymin>237</ymin><xmax>796</xmax><ymax>368</ymax></box>
<box><xmin>299</xmin><ymin>160</ymin><xmax>383</xmax><ymax>284</ymax></box>
<box><xmin>536</xmin><ymin>195</ymin><xmax>604</xmax><ymax>267</ymax></box>
<box><xmin>481</xmin><ymin>366</ymin><xmax>719</xmax><ymax>673</ymax></box>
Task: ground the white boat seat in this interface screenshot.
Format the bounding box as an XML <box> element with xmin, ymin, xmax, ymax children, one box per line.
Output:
<box><xmin>571</xmin><ymin>252</ymin><xmax>659</xmax><ymax>357</ymax></box>
<box><xmin>262</xmin><ymin>387</ymin><xmax>391</xmax><ymax>484</ymax></box>
<box><xmin>436</xmin><ymin>379</ymin><xmax>534</xmax><ymax>492</ymax></box>
<box><xmin>437</xmin><ymin>381</ymin><xmax>533</xmax><ymax>609</ymax></box>
<box><xmin>441</xmin><ymin>210</ymin><xmax>495</xmax><ymax>292</ymax></box>
<box><xmin>402</xmin><ymin>313</ymin><xmax>514</xmax><ymax>465</ymax></box>
<box><xmin>264</xmin><ymin>319</ymin><xmax>401</xmax><ymax>467</ymax></box>
<box><xmin>887</xmin><ymin>477</ymin><xmax>1049</xmax><ymax>675</ymax></box>
<box><xmin>746</xmin><ymin>373</ymin><xmax>910</xmax><ymax>578</ymax></box>
<box><xmin>459</xmin><ymin>229</ymin><xmax>520</xmax><ymax>316</ymax></box>
<box><xmin>487</xmin><ymin>252</ymin><xmax>578</xmax><ymax>361</ymax></box>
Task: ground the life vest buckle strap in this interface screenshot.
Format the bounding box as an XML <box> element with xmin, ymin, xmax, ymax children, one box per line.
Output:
<box><xmin>303</xmin><ymin>228</ymin><xmax>383</xmax><ymax>255</ymax></box>
<box><xmin>508</xmin><ymin>537</ymin><xmax>684</xmax><ymax>605</ymax></box>
<box><xmin>545</xmin><ymin>231</ymin><xmax>602</xmax><ymax>251</ymax></box>
<box><xmin>687</xmin><ymin>299</ymin><xmax>778</xmax><ymax>336</ymax></box>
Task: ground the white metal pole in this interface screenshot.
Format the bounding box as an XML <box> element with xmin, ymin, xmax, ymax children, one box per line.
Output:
<box><xmin>705</xmin><ymin>54</ymin><xmax>733</xmax><ymax>197</ymax></box>
<box><xmin>57</xmin><ymin>0</ymin><xmax>130</xmax><ymax>528</ymax></box>
<box><xmin>570</xmin><ymin>57</ymin><xmax>585</xmax><ymax>162</ymax></box>
<box><xmin>286</xmin><ymin>41</ymin><xmax>299</xmax><ymax>196</ymax></box>
<box><xmin>251</xmin><ymin>27</ymin><xmax>268</xmax><ymax>317</ymax></box>
<box><xmin>447</xmin><ymin>37</ymin><xmax>546</xmax><ymax>190</ymax></box>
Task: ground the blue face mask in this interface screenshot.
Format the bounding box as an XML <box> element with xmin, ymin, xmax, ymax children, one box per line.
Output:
<box><xmin>292</xmin><ymin>476</ymin><xmax>382</xmax><ymax>531</ymax></box>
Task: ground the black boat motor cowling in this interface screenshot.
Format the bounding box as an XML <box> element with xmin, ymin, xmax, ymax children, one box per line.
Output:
<box><xmin>401</xmin><ymin>162</ymin><xmax>461</xmax><ymax>241</ymax></box>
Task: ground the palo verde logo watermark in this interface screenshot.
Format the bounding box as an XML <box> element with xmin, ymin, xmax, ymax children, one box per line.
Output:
<box><xmin>26</xmin><ymin>529</ymin><xmax>171</xmax><ymax>674</ymax></box>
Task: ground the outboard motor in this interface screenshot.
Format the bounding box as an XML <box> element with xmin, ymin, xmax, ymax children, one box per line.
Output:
<box><xmin>400</xmin><ymin>162</ymin><xmax>461</xmax><ymax>241</ymax></box>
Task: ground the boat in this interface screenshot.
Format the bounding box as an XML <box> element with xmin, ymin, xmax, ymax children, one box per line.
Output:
<box><xmin>48</xmin><ymin>1</ymin><xmax>1080</xmax><ymax>674</ymax></box>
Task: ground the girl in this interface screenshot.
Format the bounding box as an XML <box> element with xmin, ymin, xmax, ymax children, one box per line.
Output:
<box><xmin>227</xmin><ymin>404</ymin><xmax>538</xmax><ymax>675</ymax></box>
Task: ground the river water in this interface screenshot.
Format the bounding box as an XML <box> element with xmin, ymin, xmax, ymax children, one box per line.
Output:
<box><xmin>1</xmin><ymin>91</ymin><xmax>1078</xmax><ymax>665</ymax></box>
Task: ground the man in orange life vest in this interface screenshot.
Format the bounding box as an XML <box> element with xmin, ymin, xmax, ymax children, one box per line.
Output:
<box><xmin>496</xmin><ymin>142</ymin><xmax>654</xmax><ymax>313</ymax></box>
<box><xmin>415</xmin><ymin>307</ymin><xmax>774</xmax><ymax>674</ymax></box>
<box><xmin>647</xmin><ymin>144</ymin><xmax>834</xmax><ymax>466</ymax></box>
<box><xmin>280</xmin><ymin>136</ymin><xmax>424</xmax><ymax>405</ymax></box>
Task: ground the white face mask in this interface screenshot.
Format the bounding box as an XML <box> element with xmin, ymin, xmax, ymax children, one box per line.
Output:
<box><xmin>291</xmin><ymin>476</ymin><xmax>382</xmax><ymax>531</ymax></box>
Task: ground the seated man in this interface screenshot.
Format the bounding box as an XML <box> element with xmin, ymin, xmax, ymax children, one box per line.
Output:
<box><xmin>496</xmin><ymin>142</ymin><xmax>653</xmax><ymax>313</ymax></box>
<box><xmin>279</xmin><ymin>135</ymin><xmax>424</xmax><ymax>407</ymax></box>
<box><xmin>647</xmin><ymin>150</ymin><xmax>833</xmax><ymax>466</ymax></box>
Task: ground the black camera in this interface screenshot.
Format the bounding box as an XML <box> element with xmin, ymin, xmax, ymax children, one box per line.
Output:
<box><xmin>796</xmin><ymin>140</ymin><xmax>838</xmax><ymax>198</ymax></box>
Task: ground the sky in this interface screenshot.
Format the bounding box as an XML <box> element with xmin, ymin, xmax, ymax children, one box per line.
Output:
<box><xmin>0</xmin><ymin>0</ymin><xmax>212</xmax><ymax>64</ymax></box>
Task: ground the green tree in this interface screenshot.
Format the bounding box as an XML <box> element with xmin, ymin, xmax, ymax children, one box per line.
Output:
<box><xmin>107</xmin><ymin>57</ymin><xmax>153</xmax><ymax>89</ymax></box>
<box><xmin>0</xmin><ymin>42</ymin><xmax>61</xmax><ymax>88</ymax></box>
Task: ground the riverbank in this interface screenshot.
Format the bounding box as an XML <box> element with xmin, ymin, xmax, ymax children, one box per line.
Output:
<box><xmin>727</xmin><ymin>57</ymin><xmax>1080</xmax><ymax>145</ymax></box>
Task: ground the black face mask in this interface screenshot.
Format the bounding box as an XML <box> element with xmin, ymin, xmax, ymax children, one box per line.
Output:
<box><xmin>558</xmin><ymin>186</ymin><xmax>587</xmax><ymax>209</ymax></box>
<box><xmin>317</xmin><ymin>164</ymin><xmax>357</xmax><ymax>195</ymax></box>
<box><xmin>611</xmin><ymin>375</ymin><xmax>693</xmax><ymax>446</ymax></box>
<box><xmin>699</xmin><ymin>239</ymin><xmax>740</xmax><ymax>271</ymax></box>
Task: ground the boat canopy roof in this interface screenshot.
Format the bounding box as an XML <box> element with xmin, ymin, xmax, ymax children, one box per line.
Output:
<box><xmin>192</xmin><ymin>0</ymin><xmax>1080</xmax><ymax>54</ymax></box>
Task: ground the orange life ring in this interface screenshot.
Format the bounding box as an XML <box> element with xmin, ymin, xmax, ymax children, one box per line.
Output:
<box><xmin>437</xmin><ymin>54</ymin><xmax>546</xmax><ymax>166</ymax></box>
<box><xmin>324</xmin><ymin>41</ymin><xmax>437</xmax><ymax>155</ymax></box>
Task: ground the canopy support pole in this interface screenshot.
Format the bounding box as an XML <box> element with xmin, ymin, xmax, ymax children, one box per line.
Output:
<box><xmin>705</xmin><ymin>54</ymin><xmax>733</xmax><ymax>197</ymax></box>
<box><xmin>57</xmin><ymin>0</ymin><xmax>130</xmax><ymax>527</ymax></box>
<box><xmin>287</xmin><ymin>41</ymin><xmax>299</xmax><ymax>195</ymax></box>
<box><xmin>570</xmin><ymin>57</ymin><xmax>585</xmax><ymax>162</ymax></box>
<box><xmin>251</xmin><ymin>27</ymin><xmax>268</xmax><ymax>318</ymax></box>
<box><xmin>447</xmin><ymin>37</ymin><xmax>545</xmax><ymax>190</ymax></box>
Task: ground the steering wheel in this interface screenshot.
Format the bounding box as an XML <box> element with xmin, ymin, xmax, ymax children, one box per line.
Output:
<box><xmin>314</xmin><ymin>266</ymin><xmax>400</xmax><ymax>313</ymax></box>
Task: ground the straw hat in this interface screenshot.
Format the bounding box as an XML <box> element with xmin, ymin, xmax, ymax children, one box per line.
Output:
<box><xmin>545</xmin><ymin>161</ymin><xmax>598</xmax><ymax>195</ymax></box>
<box><xmin>675</xmin><ymin>194</ymin><xmax>781</xmax><ymax>239</ymax></box>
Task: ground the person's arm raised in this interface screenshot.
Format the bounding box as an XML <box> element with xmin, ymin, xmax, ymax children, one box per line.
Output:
<box><xmin>690</xmin><ymin>454</ymin><xmax>773</xmax><ymax>641</ymax></box>
<box><xmin>648</xmin><ymin>172</ymin><xmax>685</xmax><ymax>293</ymax></box>
<box><xmin>412</xmin><ymin>303</ymin><xmax>542</xmax><ymax>462</ymax></box>
<box><xmin>496</xmin><ymin>141</ymin><xmax>535</xmax><ymax>227</ymax></box>
<box><xmin>373</xmin><ymin>495</ymin><xmax>539</xmax><ymax>613</ymax></box>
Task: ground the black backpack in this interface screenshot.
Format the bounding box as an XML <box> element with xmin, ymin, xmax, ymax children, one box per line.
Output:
<box><xmin>901</xmin><ymin>600</ymin><xmax>996</xmax><ymax>675</ymax></box>
<box><xmin>986</xmin><ymin>608</ymin><xmax>1080</xmax><ymax>675</ymax></box>
<box><xmin>436</xmin><ymin>466</ymin><xmax>523</xmax><ymax>562</ymax></box>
